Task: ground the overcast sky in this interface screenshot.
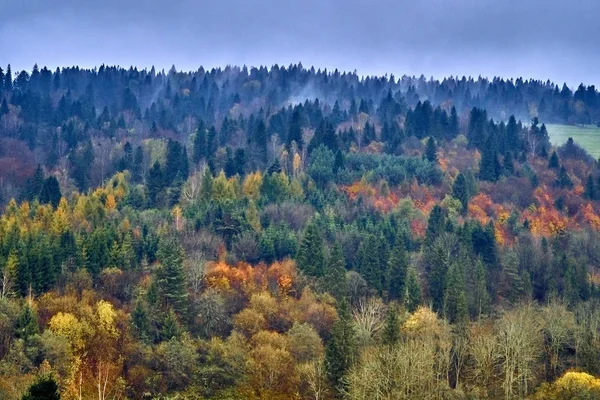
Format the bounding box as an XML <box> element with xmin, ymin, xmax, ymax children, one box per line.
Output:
<box><xmin>1</xmin><ymin>0</ymin><xmax>598</xmax><ymax>87</ymax></box>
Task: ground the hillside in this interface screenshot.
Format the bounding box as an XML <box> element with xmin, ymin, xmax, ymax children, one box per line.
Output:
<box><xmin>1</xmin><ymin>63</ymin><xmax>600</xmax><ymax>399</ymax></box>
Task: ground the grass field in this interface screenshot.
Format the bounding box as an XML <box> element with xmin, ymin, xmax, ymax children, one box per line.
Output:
<box><xmin>546</xmin><ymin>124</ymin><xmax>600</xmax><ymax>159</ymax></box>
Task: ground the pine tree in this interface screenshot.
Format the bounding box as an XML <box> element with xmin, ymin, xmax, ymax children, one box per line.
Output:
<box><xmin>4</xmin><ymin>64</ymin><xmax>12</xmax><ymax>91</ymax></box>
<box><xmin>322</xmin><ymin>243</ymin><xmax>347</xmax><ymax>300</ymax></box>
<box><xmin>387</xmin><ymin>239</ymin><xmax>409</xmax><ymax>300</ymax></box>
<box><xmin>381</xmin><ymin>305</ymin><xmax>400</xmax><ymax>346</ymax></box>
<box><xmin>452</xmin><ymin>173</ymin><xmax>469</xmax><ymax>213</ymax></box>
<box><xmin>443</xmin><ymin>260</ymin><xmax>468</xmax><ymax>325</ymax></box>
<box><xmin>325</xmin><ymin>299</ymin><xmax>355</xmax><ymax>398</ymax></box>
<box><xmin>405</xmin><ymin>265</ymin><xmax>422</xmax><ymax>313</ymax></box>
<box><xmin>425</xmin><ymin>136</ymin><xmax>438</xmax><ymax>163</ymax></box>
<box><xmin>21</xmin><ymin>374</ymin><xmax>60</xmax><ymax>400</ymax></box>
<box><xmin>39</xmin><ymin>177</ymin><xmax>61</xmax><ymax>208</ymax></box>
<box><xmin>556</xmin><ymin>166</ymin><xmax>573</xmax><ymax>189</ymax></box>
<box><xmin>425</xmin><ymin>205</ymin><xmax>446</xmax><ymax>246</ymax></box>
<box><xmin>585</xmin><ymin>174</ymin><xmax>596</xmax><ymax>200</ymax></box>
<box><xmin>155</xmin><ymin>237</ymin><xmax>188</xmax><ymax>318</ymax></box>
<box><xmin>296</xmin><ymin>220</ymin><xmax>325</xmax><ymax>277</ymax></box>
<box><xmin>548</xmin><ymin>151</ymin><xmax>560</xmax><ymax>169</ymax></box>
<box><xmin>15</xmin><ymin>304</ymin><xmax>39</xmax><ymax>340</ymax></box>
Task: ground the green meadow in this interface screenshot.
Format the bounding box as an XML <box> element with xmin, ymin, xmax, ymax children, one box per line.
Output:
<box><xmin>546</xmin><ymin>124</ymin><xmax>600</xmax><ymax>159</ymax></box>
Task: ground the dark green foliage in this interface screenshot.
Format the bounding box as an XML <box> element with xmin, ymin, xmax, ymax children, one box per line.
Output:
<box><xmin>155</xmin><ymin>236</ymin><xmax>188</xmax><ymax>318</ymax></box>
<box><xmin>479</xmin><ymin>139</ymin><xmax>500</xmax><ymax>182</ymax></box>
<box><xmin>15</xmin><ymin>305</ymin><xmax>39</xmax><ymax>340</ymax></box>
<box><xmin>381</xmin><ymin>305</ymin><xmax>400</xmax><ymax>346</ymax></box>
<box><xmin>425</xmin><ymin>205</ymin><xmax>446</xmax><ymax>246</ymax></box>
<box><xmin>39</xmin><ymin>177</ymin><xmax>61</xmax><ymax>208</ymax></box>
<box><xmin>325</xmin><ymin>300</ymin><xmax>355</xmax><ymax>398</ymax></box>
<box><xmin>443</xmin><ymin>260</ymin><xmax>468</xmax><ymax>324</ymax></box>
<box><xmin>548</xmin><ymin>151</ymin><xmax>560</xmax><ymax>169</ymax></box>
<box><xmin>452</xmin><ymin>173</ymin><xmax>469</xmax><ymax>212</ymax></box>
<box><xmin>387</xmin><ymin>239</ymin><xmax>409</xmax><ymax>300</ymax></box>
<box><xmin>556</xmin><ymin>166</ymin><xmax>574</xmax><ymax>189</ymax></box>
<box><xmin>585</xmin><ymin>174</ymin><xmax>596</xmax><ymax>200</ymax></box>
<box><xmin>21</xmin><ymin>374</ymin><xmax>60</xmax><ymax>400</ymax></box>
<box><xmin>146</xmin><ymin>161</ymin><xmax>164</xmax><ymax>207</ymax></box>
<box><xmin>405</xmin><ymin>266</ymin><xmax>422</xmax><ymax>312</ymax></box>
<box><xmin>322</xmin><ymin>243</ymin><xmax>347</xmax><ymax>300</ymax></box>
<box><xmin>424</xmin><ymin>136</ymin><xmax>437</xmax><ymax>163</ymax></box>
<box><xmin>308</xmin><ymin>145</ymin><xmax>335</xmax><ymax>187</ymax></box>
<box><xmin>296</xmin><ymin>220</ymin><xmax>325</xmax><ymax>277</ymax></box>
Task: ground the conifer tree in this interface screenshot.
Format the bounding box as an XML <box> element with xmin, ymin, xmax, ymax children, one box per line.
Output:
<box><xmin>325</xmin><ymin>299</ymin><xmax>355</xmax><ymax>398</ymax></box>
<box><xmin>452</xmin><ymin>173</ymin><xmax>469</xmax><ymax>213</ymax></box>
<box><xmin>443</xmin><ymin>260</ymin><xmax>468</xmax><ymax>325</ymax></box>
<box><xmin>39</xmin><ymin>177</ymin><xmax>61</xmax><ymax>208</ymax></box>
<box><xmin>387</xmin><ymin>239</ymin><xmax>409</xmax><ymax>300</ymax></box>
<box><xmin>556</xmin><ymin>166</ymin><xmax>573</xmax><ymax>189</ymax></box>
<box><xmin>405</xmin><ymin>265</ymin><xmax>422</xmax><ymax>313</ymax></box>
<box><xmin>381</xmin><ymin>305</ymin><xmax>400</xmax><ymax>346</ymax></box>
<box><xmin>296</xmin><ymin>220</ymin><xmax>325</xmax><ymax>277</ymax></box>
<box><xmin>585</xmin><ymin>174</ymin><xmax>596</xmax><ymax>200</ymax></box>
<box><xmin>425</xmin><ymin>136</ymin><xmax>438</xmax><ymax>163</ymax></box>
<box><xmin>155</xmin><ymin>236</ymin><xmax>188</xmax><ymax>318</ymax></box>
<box><xmin>548</xmin><ymin>151</ymin><xmax>560</xmax><ymax>169</ymax></box>
<box><xmin>15</xmin><ymin>304</ymin><xmax>39</xmax><ymax>340</ymax></box>
<box><xmin>322</xmin><ymin>243</ymin><xmax>347</xmax><ymax>300</ymax></box>
<box><xmin>4</xmin><ymin>64</ymin><xmax>12</xmax><ymax>91</ymax></box>
<box><xmin>425</xmin><ymin>205</ymin><xmax>446</xmax><ymax>246</ymax></box>
<box><xmin>21</xmin><ymin>374</ymin><xmax>60</xmax><ymax>400</ymax></box>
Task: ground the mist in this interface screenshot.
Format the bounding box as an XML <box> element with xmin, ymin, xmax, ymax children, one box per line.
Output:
<box><xmin>1</xmin><ymin>0</ymin><xmax>598</xmax><ymax>87</ymax></box>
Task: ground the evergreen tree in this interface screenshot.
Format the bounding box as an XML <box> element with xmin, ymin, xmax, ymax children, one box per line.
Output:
<box><xmin>405</xmin><ymin>265</ymin><xmax>422</xmax><ymax>313</ymax></box>
<box><xmin>39</xmin><ymin>177</ymin><xmax>61</xmax><ymax>208</ymax></box>
<box><xmin>556</xmin><ymin>166</ymin><xmax>573</xmax><ymax>189</ymax></box>
<box><xmin>443</xmin><ymin>260</ymin><xmax>468</xmax><ymax>325</ymax></box>
<box><xmin>132</xmin><ymin>145</ymin><xmax>144</xmax><ymax>182</ymax></box>
<box><xmin>21</xmin><ymin>374</ymin><xmax>60</xmax><ymax>400</ymax></box>
<box><xmin>146</xmin><ymin>161</ymin><xmax>164</xmax><ymax>207</ymax></box>
<box><xmin>548</xmin><ymin>151</ymin><xmax>560</xmax><ymax>169</ymax></box>
<box><xmin>193</xmin><ymin>123</ymin><xmax>208</xmax><ymax>164</ymax></box>
<box><xmin>452</xmin><ymin>173</ymin><xmax>469</xmax><ymax>213</ymax></box>
<box><xmin>425</xmin><ymin>205</ymin><xmax>446</xmax><ymax>246</ymax></box>
<box><xmin>387</xmin><ymin>239</ymin><xmax>409</xmax><ymax>300</ymax></box>
<box><xmin>466</xmin><ymin>258</ymin><xmax>490</xmax><ymax>319</ymax></box>
<box><xmin>0</xmin><ymin>98</ymin><xmax>8</xmax><ymax>115</ymax></box>
<box><xmin>325</xmin><ymin>300</ymin><xmax>355</xmax><ymax>398</ymax></box>
<box><xmin>503</xmin><ymin>151</ymin><xmax>515</xmax><ymax>175</ymax></box>
<box><xmin>131</xmin><ymin>302</ymin><xmax>151</xmax><ymax>343</ymax></box>
<box><xmin>155</xmin><ymin>236</ymin><xmax>188</xmax><ymax>318</ymax></box>
<box><xmin>585</xmin><ymin>174</ymin><xmax>596</xmax><ymax>200</ymax></box>
<box><xmin>479</xmin><ymin>140</ymin><xmax>500</xmax><ymax>182</ymax></box>
<box><xmin>4</xmin><ymin>64</ymin><xmax>12</xmax><ymax>92</ymax></box>
<box><xmin>322</xmin><ymin>243</ymin><xmax>347</xmax><ymax>300</ymax></box>
<box><xmin>381</xmin><ymin>305</ymin><xmax>400</xmax><ymax>346</ymax></box>
<box><xmin>296</xmin><ymin>220</ymin><xmax>325</xmax><ymax>277</ymax></box>
<box><xmin>425</xmin><ymin>136</ymin><xmax>438</xmax><ymax>163</ymax></box>
<box><xmin>26</xmin><ymin>165</ymin><xmax>45</xmax><ymax>201</ymax></box>
<box><xmin>15</xmin><ymin>305</ymin><xmax>39</xmax><ymax>341</ymax></box>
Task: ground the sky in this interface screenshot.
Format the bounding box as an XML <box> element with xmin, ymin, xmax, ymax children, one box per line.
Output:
<box><xmin>1</xmin><ymin>0</ymin><xmax>599</xmax><ymax>88</ymax></box>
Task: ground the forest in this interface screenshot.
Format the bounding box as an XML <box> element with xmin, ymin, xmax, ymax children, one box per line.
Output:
<box><xmin>1</xmin><ymin>63</ymin><xmax>600</xmax><ymax>399</ymax></box>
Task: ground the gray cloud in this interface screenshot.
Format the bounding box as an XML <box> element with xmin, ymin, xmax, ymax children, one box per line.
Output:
<box><xmin>1</xmin><ymin>0</ymin><xmax>598</xmax><ymax>87</ymax></box>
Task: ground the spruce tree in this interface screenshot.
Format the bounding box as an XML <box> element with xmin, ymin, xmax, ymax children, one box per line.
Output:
<box><xmin>452</xmin><ymin>173</ymin><xmax>469</xmax><ymax>213</ymax></box>
<box><xmin>387</xmin><ymin>239</ymin><xmax>409</xmax><ymax>300</ymax></box>
<box><xmin>21</xmin><ymin>374</ymin><xmax>60</xmax><ymax>400</ymax></box>
<box><xmin>4</xmin><ymin>64</ymin><xmax>12</xmax><ymax>91</ymax></box>
<box><xmin>443</xmin><ymin>260</ymin><xmax>468</xmax><ymax>325</ymax></box>
<box><xmin>39</xmin><ymin>177</ymin><xmax>61</xmax><ymax>208</ymax></box>
<box><xmin>425</xmin><ymin>205</ymin><xmax>446</xmax><ymax>246</ymax></box>
<box><xmin>585</xmin><ymin>174</ymin><xmax>596</xmax><ymax>200</ymax></box>
<box><xmin>548</xmin><ymin>151</ymin><xmax>560</xmax><ymax>169</ymax></box>
<box><xmin>15</xmin><ymin>304</ymin><xmax>39</xmax><ymax>341</ymax></box>
<box><xmin>556</xmin><ymin>166</ymin><xmax>573</xmax><ymax>189</ymax></box>
<box><xmin>425</xmin><ymin>136</ymin><xmax>438</xmax><ymax>163</ymax></box>
<box><xmin>405</xmin><ymin>265</ymin><xmax>422</xmax><ymax>313</ymax></box>
<box><xmin>155</xmin><ymin>237</ymin><xmax>188</xmax><ymax>318</ymax></box>
<box><xmin>296</xmin><ymin>220</ymin><xmax>325</xmax><ymax>277</ymax></box>
<box><xmin>381</xmin><ymin>305</ymin><xmax>400</xmax><ymax>346</ymax></box>
<box><xmin>325</xmin><ymin>299</ymin><xmax>355</xmax><ymax>398</ymax></box>
<box><xmin>322</xmin><ymin>243</ymin><xmax>347</xmax><ymax>300</ymax></box>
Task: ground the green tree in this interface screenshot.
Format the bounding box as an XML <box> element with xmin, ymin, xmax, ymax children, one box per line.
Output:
<box><xmin>21</xmin><ymin>374</ymin><xmax>60</xmax><ymax>400</ymax></box>
<box><xmin>452</xmin><ymin>173</ymin><xmax>469</xmax><ymax>213</ymax></box>
<box><xmin>146</xmin><ymin>161</ymin><xmax>164</xmax><ymax>207</ymax></box>
<box><xmin>387</xmin><ymin>239</ymin><xmax>409</xmax><ymax>300</ymax></box>
<box><xmin>443</xmin><ymin>260</ymin><xmax>468</xmax><ymax>325</ymax></box>
<box><xmin>585</xmin><ymin>174</ymin><xmax>596</xmax><ymax>200</ymax></box>
<box><xmin>425</xmin><ymin>136</ymin><xmax>438</xmax><ymax>163</ymax></box>
<box><xmin>39</xmin><ymin>177</ymin><xmax>61</xmax><ymax>208</ymax></box>
<box><xmin>297</xmin><ymin>220</ymin><xmax>325</xmax><ymax>277</ymax></box>
<box><xmin>425</xmin><ymin>205</ymin><xmax>446</xmax><ymax>247</ymax></box>
<box><xmin>155</xmin><ymin>237</ymin><xmax>188</xmax><ymax>318</ymax></box>
<box><xmin>381</xmin><ymin>305</ymin><xmax>400</xmax><ymax>346</ymax></box>
<box><xmin>556</xmin><ymin>166</ymin><xmax>573</xmax><ymax>189</ymax></box>
<box><xmin>405</xmin><ymin>265</ymin><xmax>422</xmax><ymax>312</ymax></box>
<box><xmin>548</xmin><ymin>151</ymin><xmax>560</xmax><ymax>169</ymax></box>
<box><xmin>325</xmin><ymin>300</ymin><xmax>356</xmax><ymax>398</ymax></box>
<box><xmin>322</xmin><ymin>243</ymin><xmax>347</xmax><ymax>300</ymax></box>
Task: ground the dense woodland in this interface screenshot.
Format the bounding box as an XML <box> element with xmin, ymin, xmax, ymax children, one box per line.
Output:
<box><xmin>2</xmin><ymin>63</ymin><xmax>600</xmax><ymax>399</ymax></box>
